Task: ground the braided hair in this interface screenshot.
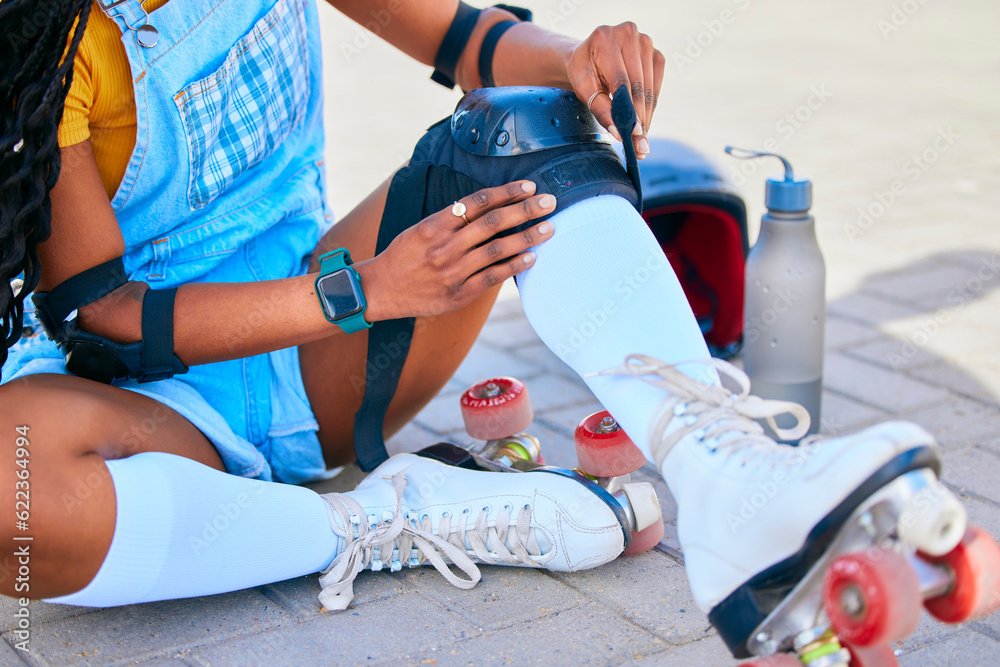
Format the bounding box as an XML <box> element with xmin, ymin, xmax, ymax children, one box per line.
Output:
<box><xmin>0</xmin><ymin>0</ymin><xmax>92</xmax><ymax>377</ymax></box>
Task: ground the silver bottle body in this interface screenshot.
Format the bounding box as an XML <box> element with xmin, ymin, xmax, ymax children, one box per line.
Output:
<box><xmin>743</xmin><ymin>210</ymin><xmax>826</xmax><ymax>436</ymax></box>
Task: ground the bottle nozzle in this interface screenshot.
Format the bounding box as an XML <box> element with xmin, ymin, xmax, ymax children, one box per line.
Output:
<box><xmin>725</xmin><ymin>145</ymin><xmax>811</xmax><ymax>213</ymax></box>
<box><xmin>724</xmin><ymin>146</ymin><xmax>795</xmax><ymax>181</ymax></box>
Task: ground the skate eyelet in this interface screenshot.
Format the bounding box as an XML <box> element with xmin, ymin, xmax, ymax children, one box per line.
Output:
<box><xmin>462</xmin><ymin>508</ymin><xmax>471</xmax><ymax>515</ymax></box>
<box><xmin>442</xmin><ymin>510</ymin><xmax>451</xmax><ymax>519</ymax></box>
<box><xmin>482</xmin><ymin>504</ymin><xmax>492</xmax><ymax>515</ymax></box>
<box><xmin>503</xmin><ymin>504</ymin><xmax>512</xmax><ymax>513</ymax></box>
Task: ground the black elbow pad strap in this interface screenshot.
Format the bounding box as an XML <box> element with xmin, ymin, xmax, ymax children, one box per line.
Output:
<box><xmin>138</xmin><ymin>287</ymin><xmax>186</xmax><ymax>382</ymax></box>
<box><xmin>477</xmin><ymin>6</ymin><xmax>531</xmax><ymax>88</ymax></box>
<box><xmin>431</xmin><ymin>2</ymin><xmax>481</xmax><ymax>89</ymax></box>
<box><xmin>34</xmin><ymin>256</ymin><xmax>128</xmax><ymax>335</ymax></box>
<box><xmin>33</xmin><ymin>281</ymin><xmax>188</xmax><ymax>384</ymax></box>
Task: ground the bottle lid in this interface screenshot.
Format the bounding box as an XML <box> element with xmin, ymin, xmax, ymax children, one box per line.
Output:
<box><xmin>725</xmin><ymin>147</ymin><xmax>812</xmax><ymax>212</ymax></box>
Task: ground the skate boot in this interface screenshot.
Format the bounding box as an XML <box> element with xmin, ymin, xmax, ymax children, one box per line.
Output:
<box><xmin>590</xmin><ymin>354</ymin><xmax>1000</xmax><ymax>665</ymax></box>
<box><xmin>316</xmin><ymin>450</ymin><xmax>657</xmax><ymax>611</ymax></box>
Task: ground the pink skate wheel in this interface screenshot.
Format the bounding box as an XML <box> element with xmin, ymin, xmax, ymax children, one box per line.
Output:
<box><xmin>845</xmin><ymin>642</ymin><xmax>898</xmax><ymax>667</ymax></box>
<box><xmin>737</xmin><ymin>655</ymin><xmax>802</xmax><ymax>666</ymax></box>
<box><xmin>622</xmin><ymin>519</ymin><xmax>665</xmax><ymax>556</ymax></box>
<box><xmin>822</xmin><ymin>549</ymin><xmax>922</xmax><ymax>647</ymax></box>
<box><xmin>922</xmin><ymin>526</ymin><xmax>1000</xmax><ymax>623</ymax></box>
<box><xmin>460</xmin><ymin>377</ymin><xmax>533</xmax><ymax>441</ymax></box>
<box><xmin>574</xmin><ymin>411</ymin><xmax>647</xmax><ymax>478</ymax></box>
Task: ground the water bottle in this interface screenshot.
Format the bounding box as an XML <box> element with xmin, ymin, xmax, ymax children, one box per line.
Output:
<box><xmin>726</xmin><ymin>147</ymin><xmax>825</xmax><ymax>439</ymax></box>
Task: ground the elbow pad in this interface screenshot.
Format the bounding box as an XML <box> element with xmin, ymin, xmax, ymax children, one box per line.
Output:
<box><xmin>32</xmin><ymin>257</ymin><xmax>188</xmax><ymax>384</ymax></box>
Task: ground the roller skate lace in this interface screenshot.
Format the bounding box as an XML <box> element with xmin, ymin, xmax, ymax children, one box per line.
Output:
<box><xmin>318</xmin><ymin>471</ymin><xmax>543</xmax><ymax>611</ymax></box>
<box><xmin>588</xmin><ymin>354</ymin><xmax>816</xmax><ymax>469</ymax></box>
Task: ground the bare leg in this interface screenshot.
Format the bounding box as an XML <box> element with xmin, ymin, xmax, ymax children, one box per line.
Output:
<box><xmin>0</xmin><ymin>373</ymin><xmax>223</xmax><ymax>598</ymax></box>
<box><xmin>300</xmin><ymin>169</ymin><xmax>502</xmax><ymax>467</ymax></box>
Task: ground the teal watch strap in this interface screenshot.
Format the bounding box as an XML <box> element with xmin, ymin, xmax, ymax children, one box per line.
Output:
<box><xmin>315</xmin><ymin>248</ymin><xmax>372</xmax><ymax>334</ymax></box>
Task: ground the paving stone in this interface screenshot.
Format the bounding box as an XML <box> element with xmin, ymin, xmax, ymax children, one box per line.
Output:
<box><xmin>477</xmin><ymin>318</ymin><xmax>542</xmax><ymax>350</ymax></box>
<box><xmin>824</xmin><ymin>315</ymin><xmax>884</xmax><ymax>351</ymax></box>
<box><xmin>400</xmin><ymin>566</ymin><xmax>588</xmax><ymax>631</ymax></box>
<box><xmin>518</xmin><ymin>373</ymin><xmax>596</xmax><ymax>413</ymax></box>
<box><xmin>507</xmin><ymin>342</ymin><xmax>579</xmax><ymax>381</ymax></box>
<box><xmin>386</xmin><ymin>421</ymin><xmax>443</xmax><ymax>457</ymax></box>
<box><xmin>941</xmin><ymin>446</ymin><xmax>1000</xmax><ymax>505</ymax></box>
<box><xmin>826</xmin><ymin>291</ymin><xmax>921</xmax><ymax>326</ymax></box>
<box><xmin>259</xmin><ymin>571</ymin><xmax>407</xmax><ymax>619</ymax></box>
<box><xmin>846</xmin><ymin>335</ymin><xmax>943</xmax><ymax>372</ymax></box>
<box><xmin>0</xmin><ymin>638</ymin><xmax>27</xmax><ymax>667</ymax></box>
<box><xmin>451</xmin><ymin>343</ymin><xmax>540</xmax><ymax>388</ymax></box>
<box><xmin>866</xmin><ymin>263</ymin><xmax>984</xmax><ymax>302</ymax></box>
<box><xmin>550</xmin><ymin>551</ymin><xmax>708</xmax><ymax>646</ymax></box>
<box><xmin>534</xmin><ymin>400</ymin><xmax>608</xmax><ymax>439</ymax></box>
<box><xmin>11</xmin><ymin>591</ymin><xmax>290</xmax><ymax>667</ymax></box>
<box><xmin>899</xmin><ymin>626</ymin><xmax>1000</xmax><ymax>667</ymax></box>
<box><xmin>632</xmin><ymin>634</ymin><xmax>741</xmax><ymax>666</ymax></box>
<box><xmin>819</xmin><ymin>390</ymin><xmax>892</xmax><ymax>435</ymax></box>
<box><xmin>0</xmin><ymin>598</ymin><xmax>96</xmax><ymax>632</ymax></box>
<box><xmin>188</xmin><ymin>592</ymin><xmax>477</xmax><ymax>666</ymax></box>
<box><xmin>901</xmin><ymin>399</ymin><xmax>1000</xmax><ymax>451</ymax></box>
<box><xmin>129</xmin><ymin>659</ymin><xmax>193</xmax><ymax>667</ymax></box>
<box><xmin>412</xmin><ymin>392</ymin><xmax>472</xmax><ymax>438</ymax></box>
<box><xmin>908</xmin><ymin>362</ymin><xmax>1000</xmax><ymax>405</ymax></box>
<box><xmin>823</xmin><ymin>353</ymin><xmax>951</xmax><ymax>413</ymax></box>
<box><xmin>423</xmin><ymin>601</ymin><xmax>666</xmax><ymax>666</ymax></box>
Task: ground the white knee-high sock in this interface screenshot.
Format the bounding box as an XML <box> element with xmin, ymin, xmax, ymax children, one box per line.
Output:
<box><xmin>517</xmin><ymin>195</ymin><xmax>718</xmax><ymax>460</ymax></box>
<box><xmin>48</xmin><ymin>452</ymin><xmax>338</xmax><ymax>607</ymax></box>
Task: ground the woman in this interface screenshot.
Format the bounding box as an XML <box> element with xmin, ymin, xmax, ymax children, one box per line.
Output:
<box><xmin>1</xmin><ymin>0</ymin><xmax>971</xmax><ymax>661</ymax></box>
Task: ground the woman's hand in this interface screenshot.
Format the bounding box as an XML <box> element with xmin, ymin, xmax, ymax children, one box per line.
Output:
<box><xmin>565</xmin><ymin>22</ymin><xmax>665</xmax><ymax>160</ymax></box>
<box><xmin>356</xmin><ymin>181</ymin><xmax>556</xmax><ymax>321</ymax></box>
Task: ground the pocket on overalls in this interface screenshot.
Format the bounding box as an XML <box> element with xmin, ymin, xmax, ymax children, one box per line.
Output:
<box><xmin>174</xmin><ymin>0</ymin><xmax>310</xmax><ymax>210</ymax></box>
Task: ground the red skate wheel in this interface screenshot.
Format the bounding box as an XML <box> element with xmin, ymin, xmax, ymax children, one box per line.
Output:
<box><xmin>922</xmin><ymin>525</ymin><xmax>1000</xmax><ymax>623</ymax></box>
<box><xmin>460</xmin><ymin>377</ymin><xmax>533</xmax><ymax>441</ymax></box>
<box><xmin>737</xmin><ymin>655</ymin><xmax>803</xmax><ymax>666</ymax></box>
<box><xmin>623</xmin><ymin>518</ymin><xmax>665</xmax><ymax>556</ymax></box>
<box><xmin>845</xmin><ymin>642</ymin><xmax>898</xmax><ymax>667</ymax></box>
<box><xmin>822</xmin><ymin>548</ymin><xmax>922</xmax><ymax>647</ymax></box>
<box><xmin>574</xmin><ymin>411</ymin><xmax>647</xmax><ymax>478</ymax></box>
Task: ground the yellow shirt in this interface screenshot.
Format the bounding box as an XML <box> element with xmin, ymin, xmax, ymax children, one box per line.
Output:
<box><xmin>59</xmin><ymin>0</ymin><xmax>169</xmax><ymax>201</ymax></box>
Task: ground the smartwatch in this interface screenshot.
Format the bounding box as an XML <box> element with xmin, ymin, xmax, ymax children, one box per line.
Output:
<box><xmin>314</xmin><ymin>249</ymin><xmax>372</xmax><ymax>333</ymax></box>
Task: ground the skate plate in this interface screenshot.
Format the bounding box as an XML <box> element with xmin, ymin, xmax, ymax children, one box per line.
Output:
<box><xmin>740</xmin><ymin>466</ymin><xmax>994</xmax><ymax>665</ymax></box>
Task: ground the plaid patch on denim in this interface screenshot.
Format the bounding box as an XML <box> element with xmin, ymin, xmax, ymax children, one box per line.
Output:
<box><xmin>175</xmin><ymin>0</ymin><xmax>310</xmax><ymax>209</ymax></box>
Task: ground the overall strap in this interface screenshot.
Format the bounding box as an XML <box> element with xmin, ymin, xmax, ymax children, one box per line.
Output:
<box><xmin>97</xmin><ymin>0</ymin><xmax>159</xmax><ymax>47</ymax></box>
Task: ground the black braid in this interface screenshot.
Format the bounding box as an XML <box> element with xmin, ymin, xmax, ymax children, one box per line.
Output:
<box><xmin>0</xmin><ymin>0</ymin><xmax>92</xmax><ymax>378</ymax></box>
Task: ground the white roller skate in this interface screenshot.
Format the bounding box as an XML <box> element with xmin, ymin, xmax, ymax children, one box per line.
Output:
<box><xmin>590</xmin><ymin>354</ymin><xmax>1000</xmax><ymax>666</ymax></box>
<box><xmin>317</xmin><ymin>449</ymin><xmax>658</xmax><ymax>611</ymax></box>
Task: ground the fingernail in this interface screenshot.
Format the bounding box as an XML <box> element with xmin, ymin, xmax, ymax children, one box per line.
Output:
<box><xmin>521</xmin><ymin>181</ymin><xmax>536</xmax><ymax>193</ymax></box>
<box><xmin>609</xmin><ymin>125</ymin><xmax>622</xmax><ymax>142</ymax></box>
<box><xmin>523</xmin><ymin>253</ymin><xmax>536</xmax><ymax>264</ymax></box>
<box><xmin>538</xmin><ymin>222</ymin><xmax>552</xmax><ymax>234</ymax></box>
<box><xmin>633</xmin><ymin>121</ymin><xmax>644</xmax><ymax>136</ymax></box>
<box><xmin>640</xmin><ymin>137</ymin><xmax>650</xmax><ymax>153</ymax></box>
<box><xmin>539</xmin><ymin>194</ymin><xmax>556</xmax><ymax>208</ymax></box>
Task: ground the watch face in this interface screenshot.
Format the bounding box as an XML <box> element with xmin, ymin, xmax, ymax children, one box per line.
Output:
<box><xmin>318</xmin><ymin>270</ymin><xmax>364</xmax><ymax>321</ymax></box>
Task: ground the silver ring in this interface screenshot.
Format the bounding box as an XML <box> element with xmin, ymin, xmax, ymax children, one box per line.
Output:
<box><xmin>587</xmin><ymin>90</ymin><xmax>608</xmax><ymax>112</ymax></box>
<box><xmin>451</xmin><ymin>201</ymin><xmax>470</xmax><ymax>223</ymax></box>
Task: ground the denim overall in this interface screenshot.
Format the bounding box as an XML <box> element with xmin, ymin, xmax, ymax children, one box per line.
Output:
<box><xmin>3</xmin><ymin>0</ymin><xmax>332</xmax><ymax>483</ymax></box>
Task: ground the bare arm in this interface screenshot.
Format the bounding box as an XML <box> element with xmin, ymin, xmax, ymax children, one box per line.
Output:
<box><xmin>41</xmin><ymin>142</ymin><xmax>555</xmax><ymax>367</ymax></box>
<box><xmin>327</xmin><ymin>0</ymin><xmax>664</xmax><ymax>156</ymax></box>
